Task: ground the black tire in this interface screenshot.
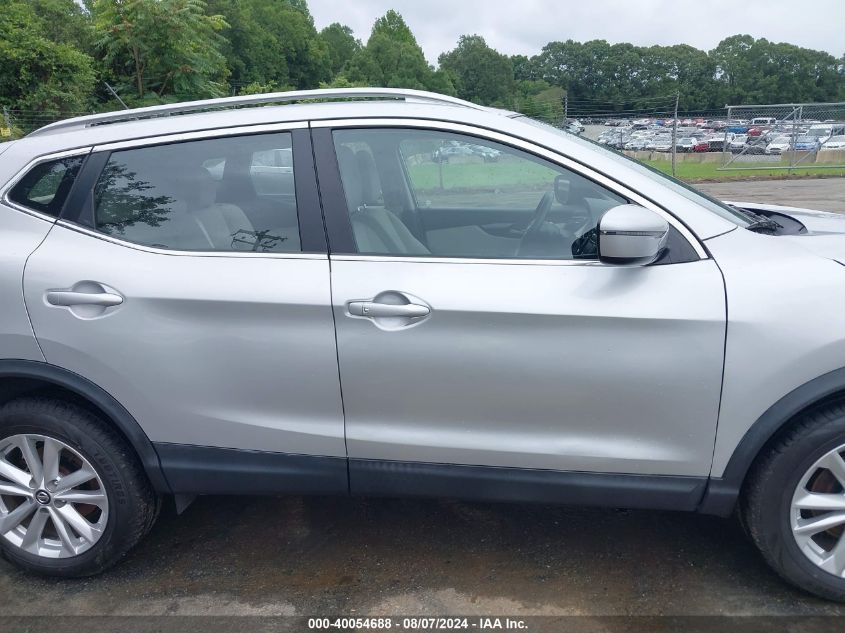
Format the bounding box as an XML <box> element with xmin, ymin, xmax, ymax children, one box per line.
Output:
<box><xmin>741</xmin><ymin>402</ymin><xmax>845</xmax><ymax>601</ymax></box>
<box><xmin>0</xmin><ymin>397</ymin><xmax>159</xmax><ymax>577</ymax></box>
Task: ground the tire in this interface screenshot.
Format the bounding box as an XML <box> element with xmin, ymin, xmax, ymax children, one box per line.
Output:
<box><xmin>0</xmin><ymin>397</ymin><xmax>158</xmax><ymax>577</ymax></box>
<box><xmin>741</xmin><ymin>402</ymin><xmax>845</xmax><ymax>601</ymax></box>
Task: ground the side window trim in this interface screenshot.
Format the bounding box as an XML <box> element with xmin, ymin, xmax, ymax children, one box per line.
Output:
<box><xmin>59</xmin><ymin>123</ymin><xmax>327</xmax><ymax>255</ymax></box>
<box><xmin>313</xmin><ymin>119</ymin><xmax>706</xmax><ymax>261</ymax></box>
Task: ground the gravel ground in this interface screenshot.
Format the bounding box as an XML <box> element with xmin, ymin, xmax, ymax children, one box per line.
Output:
<box><xmin>697</xmin><ymin>177</ymin><xmax>845</xmax><ymax>213</ymax></box>
<box><xmin>2</xmin><ymin>495</ymin><xmax>845</xmax><ymax>618</ymax></box>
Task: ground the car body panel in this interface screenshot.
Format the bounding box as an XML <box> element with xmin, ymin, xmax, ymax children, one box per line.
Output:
<box><xmin>706</xmin><ymin>226</ymin><xmax>845</xmax><ymax>476</ymax></box>
<box><xmin>0</xmin><ymin>207</ymin><xmax>50</xmax><ymax>361</ymax></box>
<box><xmin>23</xmin><ymin>223</ymin><xmax>346</xmax><ymax>456</ymax></box>
<box><xmin>330</xmin><ymin>257</ymin><xmax>726</xmax><ymax>476</ymax></box>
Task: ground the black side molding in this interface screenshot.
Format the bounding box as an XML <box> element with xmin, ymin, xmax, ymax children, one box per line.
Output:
<box><xmin>700</xmin><ymin>366</ymin><xmax>845</xmax><ymax>516</ymax></box>
<box><xmin>0</xmin><ymin>360</ymin><xmax>170</xmax><ymax>493</ymax></box>
<box><xmin>349</xmin><ymin>459</ymin><xmax>707</xmax><ymax>511</ymax></box>
<box><xmin>155</xmin><ymin>443</ymin><xmax>348</xmax><ymax>496</ymax></box>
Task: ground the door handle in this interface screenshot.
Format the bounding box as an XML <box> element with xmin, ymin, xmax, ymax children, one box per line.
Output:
<box><xmin>46</xmin><ymin>291</ymin><xmax>123</xmax><ymax>307</ymax></box>
<box><xmin>348</xmin><ymin>301</ymin><xmax>429</xmax><ymax>318</ymax></box>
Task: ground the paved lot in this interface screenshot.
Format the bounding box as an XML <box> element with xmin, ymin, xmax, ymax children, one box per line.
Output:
<box><xmin>3</xmin><ymin>178</ymin><xmax>845</xmax><ymax>621</ymax></box>
<box><xmin>697</xmin><ymin>177</ymin><xmax>845</xmax><ymax>213</ymax></box>
<box><xmin>3</xmin><ymin>495</ymin><xmax>845</xmax><ymax>618</ymax></box>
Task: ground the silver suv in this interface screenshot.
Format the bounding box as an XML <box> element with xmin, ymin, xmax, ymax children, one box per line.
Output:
<box><xmin>1</xmin><ymin>88</ymin><xmax>845</xmax><ymax>600</ymax></box>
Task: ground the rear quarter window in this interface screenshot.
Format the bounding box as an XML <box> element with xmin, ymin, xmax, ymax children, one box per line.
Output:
<box><xmin>7</xmin><ymin>156</ymin><xmax>85</xmax><ymax>217</ymax></box>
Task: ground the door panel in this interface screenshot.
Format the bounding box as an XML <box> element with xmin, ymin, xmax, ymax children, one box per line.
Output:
<box><xmin>24</xmin><ymin>225</ymin><xmax>344</xmax><ymax>456</ymax></box>
<box><xmin>331</xmin><ymin>257</ymin><xmax>725</xmax><ymax>477</ymax></box>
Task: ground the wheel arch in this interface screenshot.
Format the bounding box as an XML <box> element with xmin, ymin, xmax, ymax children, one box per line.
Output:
<box><xmin>700</xmin><ymin>367</ymin><xmax>845</xmax><ymax>516</ymax></box>
<box><xmin>0</xmin><ymin>359</ymin><xmax>170</xmax><ymax>493</ymax></box>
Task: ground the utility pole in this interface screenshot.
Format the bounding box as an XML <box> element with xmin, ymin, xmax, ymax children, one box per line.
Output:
<box><xmin>671</xmin><ymin>92</ymin><xmax>679</xmax><ymax>177</ymax></box>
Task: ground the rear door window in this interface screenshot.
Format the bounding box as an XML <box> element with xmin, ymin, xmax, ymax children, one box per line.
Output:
<box><xmin>91</xmin><ymin>132</ymin><xmax>301</xmax><ymax>252</ymax></box>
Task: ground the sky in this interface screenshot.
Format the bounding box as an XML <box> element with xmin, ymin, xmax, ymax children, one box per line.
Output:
<box><xmin>307</xmin><ymin>0</ymin><xmax>845</xmax><ymax>63</ymax></box>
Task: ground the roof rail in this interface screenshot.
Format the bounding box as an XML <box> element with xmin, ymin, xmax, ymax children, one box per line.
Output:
<box><xmin>29</xmin><ymin>88</ymin><xmax>486</xmax><ymax>137</ymax></box>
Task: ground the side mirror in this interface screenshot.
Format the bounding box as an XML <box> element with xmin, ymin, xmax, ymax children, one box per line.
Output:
<box><xmin>598</xmin><ymin>204</ymin><xmax>669</xmax><ymax>266</ymax></box>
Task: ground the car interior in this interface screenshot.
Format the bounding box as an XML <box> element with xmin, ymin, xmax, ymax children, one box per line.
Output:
<box><xmin>332</xmin><ymin>129</ymin><xmax>628</xmax><ymax>260</ymax></box>
<box><xmin>92</xmin><ymin>133</ymin><xmax>301</xmax><ymax>253</ymax></box>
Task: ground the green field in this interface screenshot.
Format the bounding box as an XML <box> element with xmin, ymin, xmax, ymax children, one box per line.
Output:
<box><xmin>408</xmin><ymin>159</ymin><xmax>555</xmax><ymax>192</ymax></box>
<box><xmin>642</xmin><ymin>160</ymin><xmax>845</xmax><ymax>181</ymax></box>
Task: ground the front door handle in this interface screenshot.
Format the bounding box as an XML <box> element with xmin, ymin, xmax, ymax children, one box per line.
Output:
<box><xmin>46</xmin><ymin>290</ymin><xmax>123</xmax><ymax>307</ymax></box>
<box><xmin>348</xmin><ymin>301</ymin><xmax>429</xmax><ymax>318</ymax></box>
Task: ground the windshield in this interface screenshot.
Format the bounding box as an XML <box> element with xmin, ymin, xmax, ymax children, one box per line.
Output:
<box><xmin>517</xmin><ymin>117</ymin><xmax>751</xmax><ymax>226</ymax></box>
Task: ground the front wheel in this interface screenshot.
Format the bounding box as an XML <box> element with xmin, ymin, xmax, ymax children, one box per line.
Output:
<box><xmin>742</xmin><ymin>403</ymin><xmax>845</xmax><ymax>601</ymax></box>
<box><xmin>0</xmin><ymin>397</ymin><xmax>159</xmax><ymax>576</ymax></box>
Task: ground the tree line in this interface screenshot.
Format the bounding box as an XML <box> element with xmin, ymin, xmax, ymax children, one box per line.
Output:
<box><xmin>1</xmin><ymin>0</ymin><xmax>844</xmax><ymax>129</ymax></box>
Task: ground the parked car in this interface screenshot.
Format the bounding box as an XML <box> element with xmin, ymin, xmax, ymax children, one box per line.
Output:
<box><xmin>820</xmin><ymin>135</ymin><xmax>845</xmax><ymax>150</ymax></box>
<box><xmin>6</xmin><ymin>88</ymin><xmax>845</xmax><ymax>602</ymax></box>
<box><xmin>766</xmin><ymin>136</ymin><xmax>792</xmax><ymax>154</ymax></box>
<box><xmin>652</xmin><ymin>137</ymin><xmax>673</xmax><ymax>152</ymax></box>
<box><xmin>693</xmin><ymin>140</ymin><xmax>710</xmax><ymax>152</ymax></box>
<box><xmin>675</xmin><ymin>137</ymin><xmax>697</xmax><ymax>152</ymax></box>
<box><xmin>794</xmin><ymin>136</ymin><xmax>820</xmax><ymax>152</ymax></box>
<box><xmin>624</xmin><ymin>138</ymin><xmax>648</xmax><ymax>150</ymax></box>
<box><xmin>728</xmin><ymin>134</ymin><xmax>748</xmax><ymax>152</ymax></box>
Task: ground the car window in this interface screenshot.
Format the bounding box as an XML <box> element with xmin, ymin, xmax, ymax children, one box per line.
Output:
<box><xmin>8</xmin><ymin>156</ymin><xmax>84</xmax><ymax>218</ymax></box>
<box><xmin>92</xmin><ymin>132</ymin><xmax>301</xmax><ymax>252</ymax></box>
<box><xmin>333</xmin><ymin>128</ymin><xmax>626</xmax><ymax>260</ymax></box>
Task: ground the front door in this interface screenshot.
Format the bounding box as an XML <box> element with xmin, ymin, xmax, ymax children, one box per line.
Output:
<box><xmin>317</xmin><ymin>124</ymin><xmax>726</xmax><ymax>480</ymax></box>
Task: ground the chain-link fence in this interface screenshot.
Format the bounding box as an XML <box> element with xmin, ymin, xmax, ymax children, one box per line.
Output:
<box><xmin>718</xmin><ymin>102</ymin><xmax>845</xmax><ymax>171</ymax></box>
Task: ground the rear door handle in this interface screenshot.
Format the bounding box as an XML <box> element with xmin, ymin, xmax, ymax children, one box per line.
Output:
<box><xmin>348</xmin><ymin>301</ymin><xmax>429</xmax><ymax>318</ymax></box>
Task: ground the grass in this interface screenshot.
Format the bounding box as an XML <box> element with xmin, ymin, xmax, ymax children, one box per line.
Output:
<box><xmin>642</xmin><ymin>160</ymin><xmax>845</xmax><ymax>181</ymax></box>
<box><xmin>407</xmin><ymin>159</ymin><xmax>555</xmax><ymax>192</ymax></box>
<box><xmin>402</xmin><ymin>153</ymin><xmax>845</xmax><ymax>203</ymax></box>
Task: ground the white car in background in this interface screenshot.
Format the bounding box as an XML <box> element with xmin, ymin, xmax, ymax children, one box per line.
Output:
<box><xmin>820</xmin><ymin>135</ymin><xmax>845</xmax><ymax>151</ymax></box>
<box><xmin>766</xmin><ymin>137</ymin><xmax>792</xmax><ymax>155</ymax></box>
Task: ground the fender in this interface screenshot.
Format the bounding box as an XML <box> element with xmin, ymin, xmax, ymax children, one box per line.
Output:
<box><xmin>0</xmin><ymin>359</ymin><xmax>170</xmax><ymax>493</ymax></box>
<box><xmin>700</xmin><ymin>366</ymin><xmax>845</xmax><ymax>516</ymax></box>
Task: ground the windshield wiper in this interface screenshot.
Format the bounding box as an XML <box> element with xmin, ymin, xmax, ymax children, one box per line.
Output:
<box><xmin>744</xmin><ymin>217</ymin><xmax>783</xmax><ymax>234</ymax></box>
<box><xmin>728</xmin><ymin>205</ymin><xmax>783</xmax><ymax>234</ymax></box>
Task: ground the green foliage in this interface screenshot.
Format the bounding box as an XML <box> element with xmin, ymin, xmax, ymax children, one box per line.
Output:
<box><xmin>320</xmin><ymin>23</ymin><xmax>361</xmax><ymax>76</ymax></box>
<box><xmin>438</xmin><ymin>35</ymin><xmax>513</xmax><ymax>105</ymax></box>
<box><xmin>207</xmin><ymin>0</ymin><xmax>330</xmax><ymax>91</ymax></box>
<box><xmin>2</xmin><ymin>1</ymin><xmax>844</xmax><ymax>127</ymax></box>
<box><xmin>0</xmin><ymin>0</ymin><xmax>96</xmax><ymax>115</ymax></box>
<box><xmin>93</xmin><ymin>0</ymin><xmax>229</xmax><ymax>104</ymax></box>
<box><xmin>345</xmin><ymin>10</ymin><xmax>454</xmax><ymax>94</ymax></box>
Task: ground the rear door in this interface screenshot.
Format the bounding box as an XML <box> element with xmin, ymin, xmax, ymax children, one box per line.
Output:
<box><xmin>23</xmin><ymin>124</ymin><xmax>346</xmax><ymax>492</ymax></box>
<box><xmin>314</xmin><ymin>121</ymin><xmax>726</xmax><ymax>487</ymax></box>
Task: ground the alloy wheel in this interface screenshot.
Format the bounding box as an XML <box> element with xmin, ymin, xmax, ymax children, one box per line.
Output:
<box><xmin>0</xmin><ymin>434</ymin><xmax>109</xmax><ymax>558</ymax></box>
<box><xmin>791</xmin><ymin>443</ymin><xmax>845</xmax><ymax>577</ymax></box>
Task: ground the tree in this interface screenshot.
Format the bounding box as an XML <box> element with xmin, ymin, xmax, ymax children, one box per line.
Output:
<box><xmin>320</xmin><ymin>23</ymin><xmax>361</xmax><ymax>76</ymax></box>
<box><xmin>438</xmin><ymin>35</ymin><xmax>513</xmax><ymax>105</ymax></box>
<box><xmin>0</xmin><ymin>0</ymin><xmax>96</xmax><ymax>116</ymax></box>
<box><xmin>345</xmin><ymin>10</ymin><xmax>454</xmax><ymax>94</ymax></box>
<box><xmin>93</xmin><ymin>0</ymin><xmax>229</xmax><ymax>104</ymax></box>
<box><xmin>207</xmin><ymin>0</ymin><xmax>330</xmax><ymax>91</ymax></box>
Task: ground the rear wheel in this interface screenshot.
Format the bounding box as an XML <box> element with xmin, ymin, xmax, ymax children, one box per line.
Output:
<box><xmin>742</xmin><ymin>403</ymin><xmax>845</xmax><ymax>601</ymax></box>
<box><xmin>0</xmin><ymin>397</ymin><xmax>158</xmax><ymax>576</ymax></box>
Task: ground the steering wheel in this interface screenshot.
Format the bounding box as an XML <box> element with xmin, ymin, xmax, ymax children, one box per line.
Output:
<box><xmin>522</xmin><ymin>191</ymin><xmax>555</xmax><ymax>237</ymax></box>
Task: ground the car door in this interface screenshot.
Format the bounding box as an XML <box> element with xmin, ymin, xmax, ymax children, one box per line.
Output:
<box><xmin>313</xmin><ymin>121</ymin><xmax>727</xmax><ymax>501</ymax></box>
<box><xmin>23</xmin><ymin>124</ymin><xmax>347</xmax><ymax>493</ymax></box>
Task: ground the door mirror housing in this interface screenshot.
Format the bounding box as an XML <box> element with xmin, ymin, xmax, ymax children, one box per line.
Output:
<box><xmin>597</xmin><ymin>204</ymin><xmax>669</xmax><ymax>266</ymax></box>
